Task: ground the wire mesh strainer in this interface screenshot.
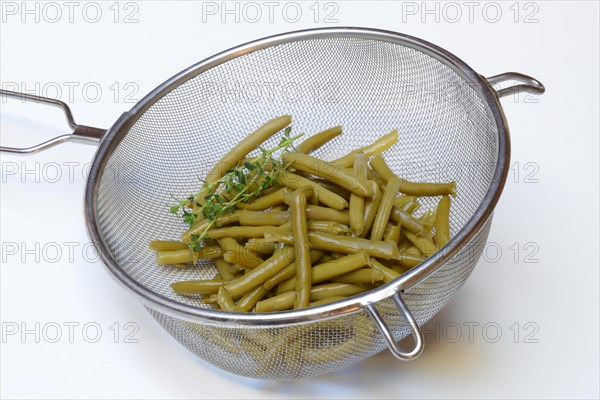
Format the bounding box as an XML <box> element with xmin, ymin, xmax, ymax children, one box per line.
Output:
<box><xmin>1</xmin><ymin>27</ymin><xmax>545</xmax><ymax>380</ymax></box>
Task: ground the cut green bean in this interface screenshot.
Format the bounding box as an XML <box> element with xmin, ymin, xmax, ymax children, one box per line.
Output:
<box><xmin>371</xmin><ymin>177</ymin><xmax>402</xmax><ymax>241</ymax></box>
<box><xmin>276</xmin><ymin>251</ymin><xmax>370</xmax><ymax>293</ymax></box>
<box><xmin>182</xmin><ymin>211</ymin><xmax>242</xmax><ymax>242</ymax></box>
<box><xmin>200</xmin><ymin>294</ymin><xmax>218</xmax><ymax>305</ymax></box>
<box><xmin>390</xmin><ymin>206</ymin><xmax>424</xmax><ymax>234</ymax></box>
<box><xmin>262</xmin><ymin>250</ymin><xmax>326</xmax><ymax>290</ymax></box>
<box><xmin>148</xmin><ymin>240</ymin><xmax>189</xmax><ymax>251</ymax></box>
<box><xmin>219</xmin><ymin>237</ymin><xmax>264</xmax><ymax>269</ymax></box>
<box><xmin>309</xmin><ymin>178</ymin><xmax>352</xmax><ymax>200</ymax></box>
<box><xmin>332</xmin><ymin>129</ymin><xmax>398</xmax><ymax>168</ymax></box>
<box><xmin>171</xmin><ymin>278</ymin><xmax>225</xmax><ymax>295</ymax></box>
<box><xmin>398</xmin><ymin>247</ymin><xmax>425</xmax><ymax>268</ymax></box>
<box><xmin>283</xmin><ymin>153</ymin><xmax>373</xmax><ymax>197</ymax></box>
<box><xmin>255</xmin><ymin>291</ymin><xmax>296</xmax><ymax>312</ymax></box>
<box><xmin>156</xmin><ymin>245</ymin><xmax>223</xmax><ymax>265</ymax></box>
<box><xmin>404</xmin><ymin>231</ymin><xmax>437</xmax><ymax>257</ymax></box>
<box><xmin>309</xmin><ymin>283</ymin><xmax>367</xmax><ymax>301</ymax></box>
<box><xmin>265</xmin><ymin>230</ymin><xmax>400</xmax><ymax>260</ymax></box>
<box><xmin>204</xmin><ymin>226</ymin><xmax>281</xmax><ymax>239</ymax></box>
<box><xmin>349</xmin><ymin>152</ymin><xmax>367</xmax><ymax>235</ymax></box>
<box><xmin>333</xmin><ymin>268</ymin><xmax>385</xmax><ymax>284</ymax></box>
<box><xmin>245</xmin><ymin>238</ymin><xmax>277</xmax><ymax>254</ymax></box>
<box><xmin>236</xmin><ymin>188</ymin><xmax>292</xmax><ymax>211</ymax></box>
<box><xmin>368</xmin><ymin>258</ymin><xmax>401</xmax><ymax>283</ymax></box>
<box><xmin>224</xmin><ymin>245</ymin><xmax>294</xmax><ymax>299</ymax></box>
<box><xmin>234</xmin><ymin>285</ymin><xmax>269</xmax><ymax>312</ymax></box>
<box><xmin>290</xmin><ymin>187</ymin><xmax>312</xmax><ymax>309</ymax></box>
<box><xmin>383</xmin><ymin>223</ymin><xmax>402</xmax><ymax>244</ymax></box>
<box><xmin>371</xmin><ymin>154</ymin><xmax>456</xmax><ymax>196</ymax></box>
<box><xmin>306</xmin><ymin>205</ymin><xmax>350</xmax><ymax>225</ymax></box>
<box><xmin>217</xmin><ymin>287</ymin><xmax>236</xmax><ymax>312</ymax></box>
<box><xmin>306</xmin><ymin>220</ymin><xmax>352</xmax><ymax>235</ymax></box>
<box><xmin>277</xmin><ymin>171</ymin><xmax>348</xmax><ymax>210</ymax></box>
<box><xmin>399</xmin><ymin>181</ymin><xmax>456</xmax><ymax>197</ymax></box>
<box><xmin>361</xmin><ymin>180</ymin><xmax>383</xmax><ymax>238</ymax></box>
<box><xmin>295</xmin><ymin>126</ymin><xmax>342</xmax><ymax>154</ymax></box>
<box><xmin>239</xmin><ymin>210</ymin><xmax>290</xmax><ymax>226</ymax></box>
<box><xmin>309</xmin><ymin>296</ymin><xmax>347</xmax><ymax>307</ymax></box>
<box><xmin>214</xmin><ymin>258</ymin><xmax>235</xmax><ymax>281</ymax></box>
<box><xmin>435</xmin><ymin>195</ymin><xmax>451</xmax><ymax>247</ymax></box>
<box><xmin>394</xmin><ymin>195</ymin><xmax>417</xmax><ymax>208</ymax></box>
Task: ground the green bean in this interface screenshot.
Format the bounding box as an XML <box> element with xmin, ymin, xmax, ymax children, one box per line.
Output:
<box><xmin>276</xmin><ymin>171</ymin><xmax>348</xmax><ymax>210</ymax></box>
<box><xmin>306</xmin><ymin>220</ymin><xmax>352</xmax><ymax>235</ymax></box>
<box><xmin>435</xmin><ymin>195</ymin><xmax>451</xmax><ymax>247</ymax></box>
<box><xmin>290</xmin><ymin>187</ymin><xmax>312</xmax><ymax>309</ymax></box>
<box><xmin>265</xmin><ymin>230</ymin><xmax>400</xmax><ymax>260</ymax></box>
<box><xmin>239</xmin><ymin>210</ymin><xmax>290</xmax><ymax>226</ymax></box>
<box><xmin>332</xmin><ymin>268</ymin><xmax>385</xmax><ymax>284</ymax></box>
<box><xmin>224</xmin><ymin>245</ymin><xmax>294</xmax><ymax>299</ymax></box>
<box><xmin>394</xmin><ymin>195</ymin><xmax>417</xmax><ymax>208</ymax></box>
<box><xmin>295</xmin><ymin>125</ymin><xmax>342</xmax><ymax>154</ymax></box>
<box><xmin>271</xmin><ymin>219</ymin><xmax>351</xmax><ymax>235</ymax></box>
<box><xmin>182</xmin><ymin>211</ymin><xmax>242</xmax><ymax>242</ymax></box>
<box><xmin>217</xmin><ymin>287</ymin><xmax>235</xmax><ymax>312</ymax></box>
<box><xmin>369</xmin><ymin>154</ymin><xmax>397</xmax><ymax>182</ymax></box>
<box><xmin>390</xmin><ymin>206</ymin><xmax>424</xmax><ymax>234</ymax></box>
<box><xmin>309</xmin><ymin>283</ymin><xmax>367</xmax><ymax>302</ymax></box>
<box><xmin>245</xmin><ymin>238</ymin><xmax>277</xmax><ymax>254</ymax></box>
<box><xmin>194</xmin><ymin>115</ymin><xmax>291</xmax><ymax>209</ymax></box>
<box><xmin>171</xmin><ymin>278</ymin><xmax>225</xmax><ymax>295</ymax></box>
<box><xmin>255</xmin><ymin>291</ymin><xmax>296</xmax><ymax>312</ymax></box>
<box><xmin>419</xmin><ymin>209</ymin><xmax>437</xmax><ymax>240</ymax></box>
<box><xmin>236</xmin><ymin>188</ymin><xmax>292</xmax><ymax>211</ymax></box>
<box><xmin>332</xmin><ymin>129</ymin><xmax>398</xmax><ymax>168</ymax></box>
<box><xmin>371</xmin><ymin>177</ymin><xmax>402</xmax><ymax>241</ymax></box>
<box><xmin>366</xmin><ymin>166</ymin><xmax>386</xmax><ymax>188</ymax></box>
<box><xmin>360</xmin><ymin>180</ymin><xmax>382</xmax><ymax>238</ymax></box>
<box><xmin>276</xmin><ymin>251</ymin><xmax>370</xmax><ymax>293</ymax></box>
<box><xmin>309</xmin><ymin>296</ymin><xmax>347</xmax><ymax>307</ymax></box>
<box><xmin>155</xmin><ymin>245</ymin><xmax>223</xmax><ymax>265</ymax></box>
<box><xmin>370</xmin><ymin>154</ymin><xmax>456</xmax><ymax>196</ymax></box>
<box><xmin>200</xmin><ymin>294</ymin><xmax>218</xmax><ymax>305</ymax></box>
<box><xmin>349</xmin><ymin>152</ymin><xmax>367</xmax><ymax>235</ymax></box>
<box><xmin>368</xmin><ymin>258</ymin><xmax>401</xmax><ymax>283</ymax></box>
<box><xmin>403</xmin><ymin>201</ymin><xmax>420</xmax><ymax>214</ymax></box>
<box><xmin>262</xmin><ymin>250</ymin><xmax>326</xmax><ymax>290</ymax></box>
<box><xmin>204</xmin><ymin>225</ymin><xmax>281</xmax><ymax>239</ymax></box>
<box><xmin>214</xmin><ymin>258</ymin><xmax>235</xmax><ymax>281</ymax></box>
<box><xmin>400</xmin><ymin>181</ymin><xmax>456</xmax><ymax>197</ymax></box>
<box><xmin>306</xmin><ymin>205</ymin><xmax>350</xmax><ymax>225</ymax></box>
<box><xmin>234</xmin><ymin>285</ymin><xmax>269</xmax><ymax>312</ymax></box>
<box><xmin>397</xmin><ymin>245</ymin><xmax>426</xmax><ymax>268</ymax></box>
<box><xmin>404</xmin><ymin>231</ymin><xmax>437</xmax><ymax>257</ymax></box>
<box><xmin>283</xmin><ymin>153</ymin><xmax>373</xmax><ymax>197</ymax></box>
<box><xmin>148</xmin><ymin>240</ymin><xmax>189</xmax><ymax>251</ymax></box>
<box><xmin>383</xmin><ymin>223</ymin><xmax>402</xmax><ymax>244</ymax></box>
<box><xmin>219</xmin><ymin>237</ymin><xmax>264</xmax><ymax>269</ymax></box>
<box><xmin>309</xmin><ymin>178</ymin><xmax>352</xmax><ymax>200</ymax></box>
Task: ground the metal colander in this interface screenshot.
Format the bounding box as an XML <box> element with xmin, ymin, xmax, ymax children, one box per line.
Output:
<box><xmin>1</xmin><ymin>27</ymin><xmax>545</xmax><ymax>380</ymax></box>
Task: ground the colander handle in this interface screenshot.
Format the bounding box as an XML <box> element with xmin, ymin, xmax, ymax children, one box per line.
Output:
<box><xmin>0</xmin><ymin>89</ymin><xmax>105</xmax><ymax>154</ymax></box>
<box><xmin>485</xmin><ymin>72</ymin><xmax>546</xmax><ymax>98</ymax></box>
<box><xmin>365</xmin><ymin>292</ymin><xmax>424</xmax><ymax>361</ymax></box>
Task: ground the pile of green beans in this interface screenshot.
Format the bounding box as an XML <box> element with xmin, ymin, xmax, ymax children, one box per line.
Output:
<box><xmin>150</xmin><ymin>116</ymin><xmax>456</xmax><ymax>313</ymax></box>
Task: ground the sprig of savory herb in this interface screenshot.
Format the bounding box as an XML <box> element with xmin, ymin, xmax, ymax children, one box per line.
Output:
<box><xmin>170</xmin><ymin>127</ymin><xmax>302</xmax><ymax>250</ymax></box>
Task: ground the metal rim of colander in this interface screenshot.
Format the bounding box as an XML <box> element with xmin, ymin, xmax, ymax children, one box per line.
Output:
<box><xmin>84</xmin><ymin>27</ymin><xmax>510</xmax><ymax>326</ymax></box>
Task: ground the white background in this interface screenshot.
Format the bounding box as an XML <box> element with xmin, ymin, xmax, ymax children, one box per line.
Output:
<box><xmin>1</xmin><ymin>1</ymin><xmax>598</xmax><ymax>398</ymax></box>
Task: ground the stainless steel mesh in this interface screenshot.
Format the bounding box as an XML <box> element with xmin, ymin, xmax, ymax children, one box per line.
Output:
<box><xmin>93</xmin><ymin>34</ymin><xmax>499</xmax><ymax>379</ymax></box>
